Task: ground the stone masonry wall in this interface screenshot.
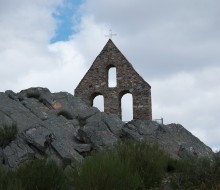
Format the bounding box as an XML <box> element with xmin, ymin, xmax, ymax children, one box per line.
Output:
<box><xmin>74</xmin><ymin>39</ymin><xmax>152</xmax><ymax>120</ymax></box>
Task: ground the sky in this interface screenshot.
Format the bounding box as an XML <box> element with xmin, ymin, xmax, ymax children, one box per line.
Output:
<box><xmin>0</xmin><ymin>0</ymin><xmax>220</xmax><ymax>151</ymax></box>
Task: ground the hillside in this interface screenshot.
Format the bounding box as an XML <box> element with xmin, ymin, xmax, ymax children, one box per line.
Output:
<box><xmin>0</xmin><ymin>87</ymin><xmax>213</xmax><ymax>168</ymax></box>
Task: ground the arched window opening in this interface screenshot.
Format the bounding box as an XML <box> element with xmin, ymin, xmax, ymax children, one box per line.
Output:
<box><xmin>121</xmin><ymin>93</ymin><xmax>133</xmax><ymax>121</ymax></box>
<box><xmin>108</xmin><ymin>67</ymin><xmax>117</xmax><ymax>87</ymax></box>
<box><xmin>92</xmin><ymin>95</ymin><xmax>104</xmax><ymax>112</ymax></box>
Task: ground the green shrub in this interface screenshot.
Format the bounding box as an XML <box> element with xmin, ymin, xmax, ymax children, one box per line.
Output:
<box><xmin>1</xmin><ymin>140</ymin><xmax>219</xmax><ymax>189</ymax></box>
<box><xmin>115</xmin><ymin>140</ymin><xmax>171</xmax><ymax>188</ymax></box>
<box><xmin>68</xmin><ymin>150</ymin><xmax>141</xmax><ymax>190</ymax></box>
<box><xmin>67</xmin><ymin>140</ymin><xmax>171</xmax><ymax>189</ymax></box>
<box><xmin>0</xmin><ymin>159</ymin><xmax>69</xmax><ymax>190</ymax></box>
<box><xmin>0</xmin><ymin>123</ymin><xmax>18</xmax><ymax>147</ymax></box>
<box><xmin>170</xmin><ymin>156</ymin><xmax>220</xmax><ymax>189</ymax></box>
<box><xmin>0</xmin><ymin>164</ymin><xmax>22</xmax><ymax>190</ymax></box>
<box><xmin>17</xmin><ymin>159</ymin><xmax>68</xmax><ymax>190</ymax></box>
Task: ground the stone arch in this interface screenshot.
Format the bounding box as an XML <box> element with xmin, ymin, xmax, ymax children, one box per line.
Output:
<box><xmin>119</xmin><ymin>90</ymin><xmax>133</xmax><ymax>120</ymax></box>
<box><xmin>90</xmin><ymin>92</ymin><xmax>105</xmax><ymax>111</ymax></box>
<box><xmin>120</xmin><ymin>92</ymin><xmax>133</xmax><ymax>121</ymax></box>
<box><xmin>90</xmin><ymin>92</ymin><xmax>104</xmax><ymax>106</ymax></box>
<box><xmin>106</xmin><ymin>64</ymin><xmax>117</xmax><ymax>87</ymax></box>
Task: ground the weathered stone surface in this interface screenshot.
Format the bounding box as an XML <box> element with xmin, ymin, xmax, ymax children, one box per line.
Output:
<box><xmin>0</xmin><ymin>87</ymin><xmax>214</xmax><ymax>168</ymax></box>
<box><xmin>52</xmin><ymin>92</ymin><xmax>87</xmax><ymax>118</ymax></box>
<box><xmin>73</xmin><ymin>143</ymin><xmax>92</xmax><ymax>153</ymax></box>
<box><xmin>22</xmin><ymin>116</ymin><xmax>83</xmax><ymax>163</ymax></box>
<box><xmin>23</xmin><ymin>125</ymin><xmax>52</xmax><ymax>152</ymax></box>
<box><xmin>122</xmin><ymin>123</ymin><xmax>144</xmax><ymax>141</ymax></box>
<box><xmin>77</xmin><ymin>107</ymin><xmax>99</xmax><ymax>121</ymax></box>
<box><xmin>78</xmin><ymin>121</ymin><xmax>118</xmax><ymax>150</ymax></box>
<box><xmin>0</xmin><ymin>111</ymin><xmax>14</xmax><ymax>127</ymax></box>
<box><xmin>0</xmin><ymin>88</ymin><xmax>88</xmax><ymax>167</ymax></box>
<box><xmin>17</xmin><ymin>87</ymin><xmax>54</xmax><ymax>109</ymax></box>
<box><xmin>21</xmin><ymin>98</ymin><xmax>49</xmax><ymax>121</ymax></box>
<box><xmin>5</xmin><ymin>90</ymin><xmax>19</xmax><ymax>101</ymax></box>
<box><xmin>122</xmin><ymin>120</ymin><xmax>213</xmax><ymax>159</ymax></box>
<box><xmin>75</xmin><ymin>39</ymin><xmax>152</xmax><ymax>120</ymax></box>
<box><xmin>86</xmin><ymin>112</ymin><xmax>125</xmax><ymax>137</ymax></box>
<box><xmin>165</xmin><ymin>124</ymin><xmax>213</xmax><ymax>158</ymax></box>
<box><xmin>51</xmin><ymin>141</ymin><xmax>83</xmax><ymax>163</ymax></box>
<box><xmin>2</xmin><ymin>137</ymin><xmax>35</xmax><ymax>168</ymax></box>
<box><xmin>0</xmin><ymin>92</ymin><xmax>43</xmax><ymax>132</ymax></box>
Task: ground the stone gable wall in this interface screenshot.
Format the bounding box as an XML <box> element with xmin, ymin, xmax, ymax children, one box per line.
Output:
<box><xmin>75</xmin><ymin>39</ymin><xmax>152</xmax><ymax>120</ymax></box>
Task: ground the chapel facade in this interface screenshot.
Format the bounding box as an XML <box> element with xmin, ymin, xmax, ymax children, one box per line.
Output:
<box><xmin>74</xmin><ymin>39</ymin><xmax>152</xmax><ymax>120</ymax></box>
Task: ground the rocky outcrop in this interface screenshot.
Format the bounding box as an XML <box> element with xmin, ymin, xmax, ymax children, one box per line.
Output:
<box><xmin>0</xmin><ymin>87</ymin><xmax>213</xmax><ymax>168</ymax></box>
<box><xmin>122</xmin><ymin>120</ymin><xmax>213</xmax><ymax>159</ymax></box>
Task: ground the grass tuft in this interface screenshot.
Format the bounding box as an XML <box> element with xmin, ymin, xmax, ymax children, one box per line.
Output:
<box><xmin>0</xmin><ymin>123</ymin><xmax>18</xmax><ymax>147</ymax></box>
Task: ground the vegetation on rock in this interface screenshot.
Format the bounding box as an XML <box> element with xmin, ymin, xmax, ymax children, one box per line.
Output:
<box><xmin>0</xmin><ymin>123</ymin><xmax>18</xmax><ymax>147</ymax></box>
<box><xmin>0</xmin><ymin>140</ymin><xmax>220</xmax><ymax>190</ymax></box>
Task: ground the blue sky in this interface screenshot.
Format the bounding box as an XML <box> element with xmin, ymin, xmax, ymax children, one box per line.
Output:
<box><xmin>51</xmin><ymin>0</ymin><xmax>84</xmax><ymax>43</ymax></box>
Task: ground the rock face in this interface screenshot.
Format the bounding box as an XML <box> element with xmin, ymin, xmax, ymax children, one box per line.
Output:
<box><xmin>0</xmin><ymin>87</ymin><xmax>213</xmax><ymax>168</ymax></box>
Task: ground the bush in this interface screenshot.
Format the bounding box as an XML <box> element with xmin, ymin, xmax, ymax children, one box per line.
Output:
<box><xmin>1</xmin><ymin>140</ymin><xmax>219</xmax><ymax>189</ymax></box>
<box><xmin>17</xmin><ymin>159</ymin><xmax>69</xmax><ymax>190</ymax></box>
<box><xmin>115</xmin><ymin>140</ymin><xmax>171</xmax><ymax>188</ymax></box>
<box><xmin>0</xmin><ymin>123</ymin><xmax>18</xmax><ymax>147</ymax></box>
<box><xmin>170</xmin><ymin>155</ymin><xmax>220</xmax><ymax>189</ymax></box>
<box><xmin>0</xmin><ymin>159</ymin><xmax>69</xmax><ymax>190</ymax></box>
<box><xmin>0</xmin><ymin>164</ymin><xmax>22</xmax><ymax>190</ymax></box>
<box><xmin>67</xmin><ymin>140</ymin><xmax>171</xmax><ymax>189</ymax></box>
<box><xmin>68</xmin><ymin>150</ymin><xmax>141</xmax><ymax>190</ymax></box>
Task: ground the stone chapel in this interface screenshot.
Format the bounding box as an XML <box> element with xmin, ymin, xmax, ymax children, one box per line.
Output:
<box><xmin>74</xmin><ymin>39</ymin><xmax>152</xmax><ymax>120</ymax></box>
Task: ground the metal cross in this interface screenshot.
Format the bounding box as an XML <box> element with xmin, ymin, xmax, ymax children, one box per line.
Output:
<box><xmin>105</xmin><ymin>29</ymin><xmax>117</xmax><ymax>39</ymax></box>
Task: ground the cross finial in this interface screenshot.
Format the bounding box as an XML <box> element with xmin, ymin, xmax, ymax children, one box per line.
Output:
<box><xmin>105</xmin><ymin>29</ymin><xmax>117</xmax><ymax>39</ymax></box>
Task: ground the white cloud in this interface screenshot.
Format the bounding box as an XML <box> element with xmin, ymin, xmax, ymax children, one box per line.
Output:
<box><xmin>151</xmin><ymin>67</ymin><xmax>220</xmax><ymax>148</ymax></box>
<box><xmin>0</xmin><ymin>0</ymin><xmax>58</xmax><ymax>91</ymax></box>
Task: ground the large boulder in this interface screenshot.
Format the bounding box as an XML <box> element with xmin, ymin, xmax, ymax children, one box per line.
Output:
<box><xmin>122</xmin><ymin>120</ymin><xmax>213</xmax><ymax>159</ymax></box>
<box><xmin>2</xmin><ymin>137</ymin><xmax>35</xmax><ymax>168</ymax></box>
<box><xmin>77</xmin><ymin>120</ymin><xmax>118</xmax><ymax>150</ymax></box>
<box><xmin>0</xmin><ymin>92</ymin><xmax>43</xmax><ymax>132</ymax></box>
<box><xmin>0</xmin><ymin>87</ymin><xmax>214</xmax><ymax>168</ymax></box>
<box><xmin>86</xmin><ymin>112</ymin><xmax>125</xmax><ymax>137</ymax></box>
<box><xmin>0</xmin><ymin>88</ymin><xmax>89</xmax><ymax>167</ymax></box>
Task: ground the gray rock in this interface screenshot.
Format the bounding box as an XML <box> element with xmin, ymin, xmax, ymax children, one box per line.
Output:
<box><xmin>21</xmin><ymin>98</ymin><xmax>49</xmax><ymax>121</ymax></box>
<box><xmin>78</xmin><ymin>121</ymin><xmax>118</xmax><ymax>150</ymax></box>
<box><xmin>0</xmin><ymin>111</ymin><xmax>14</xmax><ymax>127</ymax></box>
<box><xmin>52</xmin><ymin>141</ymin><xmax>83</xmax><ymax>164</ymax></box>
<box><xmin>0</xmin><ymin>87</ymin><xmax>214</xmax><ymax>168</ymax></box>
<box><xmin>0</xmin><ymin>92</ymin><xmax>43</xmax><ymax>132</ymax></box>
<box><xmin>73</xmin><ymin>143</ymin><xmax>92</xmax><ymax>153</ymax></box>
<box><xmin>122</xmin><ymin>123</ymin><xmax>144</xmax><ymax>141</ymax></box>
<box><xmin>5</xmin><ymin>90</ymin><xmax>19</xmax><ymax>101</ymax></box>
<box><xmin>17</xmin><ymin>87</ymin><xmax>54</xmax><ymax>109</ymax></box>
<box><xmin>23</xmin><ymin>125</ymin><xmax>52</xmax><ymax>152</ymax></box>
<box><xmin>22</xmin><ymin>116</ymin><xmax>82</xmax><ymax>164</ymax></box>
<box><xmin>2</xmin><ymin>137</ymin><xmax>35</xmax><ymax>168</ymax></box>
<box><xmin>177</xmin><ymin>144</ymin><xmax>198</xmax><ymax>159</ymax></box>
<box><xmin>122</xmin><ymin>120</ymin><xmax>213</xmax><ymax>159</ymax></box>
<box><xmin>86</xmin><ymin>112</ymin><xmax>124</xmax><ymax>137</ymax></box>
<box><xmin>77</xmin><ymin>107</ymin><xmax>99</xmax><ymax>121</ymax></box>
<box><xmin>51</xmin><ymin>92</ymin><xmax>90</xmax><ymax>119</ymax></box>
<box><xmin>166</xmin><ymin>124</ymin><xmax>213</xmax><ymax>158</ymax></box>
